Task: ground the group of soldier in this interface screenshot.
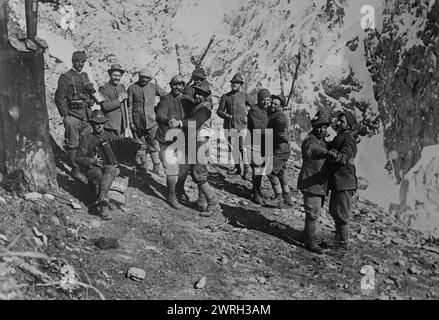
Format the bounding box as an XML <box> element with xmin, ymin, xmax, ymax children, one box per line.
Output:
<box><xmin>55</xmin><ymin>50</ymin><xmax>359</xmax><ymax>254</ymax></box>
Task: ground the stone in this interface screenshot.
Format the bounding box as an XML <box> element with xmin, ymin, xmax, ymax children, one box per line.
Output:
<box><xmin>43</xmin><ymin>194</ymin><xmax>55</xmax><ymax>201</ymax></box>
<box><xmin>108</xmin><ymin>190</ymin><xmax>126</xmax><ymax>205</ymax></box>
<box><xmin>127</xmin><ymin>267</ymin><xmax>146</xmax><ymax>282</ymax></box>
<box><xmin>70</xmin><ymin>201</ymin><xmax>82</xmax><ymax>210</ymax></box>
<box><xmin>0</xmin><ymin>234</ymin><xmax>8</xmax><ymax>243</ymax></box>
<box><xmin>408</xmin><ymin>265</ymin><xmax>423</xmax><ymax>275</ymax></box>
<box><xmin>195</xmin><ymin>276</ymin><xmax>206</xmax><ymax>289</ymax></box>
<box><xmin>94</xmin><ymin>237</ymin><xmax>119</xmax><ymax>250</ymax></box>
<box><xmin>50</xmin><ymin>216</ymin><xmax>61</xmax><ymax>227</ymax></box>
<box><xmin>256</xmin><ymin>276</ymin><xmax>266</xmax><ymax>284</ymax></box>
<box><xmin>89</xmin><ymin>220</ymin><xmax>102</xmax><ymax>228</ymax></box>
<box><xmin>24</xmin><ymin>192</ymin><xmax>43</xmax><ymax>201</ymax></box>
<box><xmin>32</xmin><ymin>227</ymin><xmax>47</xmax><ymax>246</ymax></box>
<box><xmin>218</xmin><ymin>255</ymin><xmax>229</xmax><ymax>265</ymax></box>
<box><xmin>0</xmin><ymin>196</ymin><xmax>6</xmax><ymax>204</ymax></box>
<box><xmin>394</xmin><ymin>257</ymin><xmax>408</xmax><ymax>267</ymax></box>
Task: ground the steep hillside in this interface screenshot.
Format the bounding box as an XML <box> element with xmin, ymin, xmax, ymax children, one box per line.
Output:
<box><xmin>5</xmin><ymin>0</ymin><xmax>439</xmax><ymax>235</ymax></box>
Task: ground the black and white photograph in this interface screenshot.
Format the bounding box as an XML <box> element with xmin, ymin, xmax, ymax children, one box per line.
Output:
<box><xmin>0</xmin><ymin>0</ymin><xmax>438</xmax><ymax>306</ymax></box>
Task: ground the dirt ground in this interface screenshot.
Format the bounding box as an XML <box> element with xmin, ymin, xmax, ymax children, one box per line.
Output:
<box><xmin>1</xmin><ymin>147</ymin><xmax>439</xmax><ymax>300</ymax></box>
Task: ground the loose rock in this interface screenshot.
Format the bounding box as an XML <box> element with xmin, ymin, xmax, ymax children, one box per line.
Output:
<box><xmin>50</xmin><ymin>216</ymin><xmax>61</xmax><ymax>226</ymax></box>
<box><xmin>94</xmin><ymin>237</ymin><xmax>119</xmax><ymax>250</ymax></box>
<box><xmin>0</xmin><ymin>234</ymin><xmax>8</xmax><ymax>243</ymax></box>
<box><xmin>0</xmin><ymin>196</ymin><xmax>6</xmax><ymax>204</ymax></box>
<box><xmin>256</xmin><ymin>276</ymin><xmax>267</xmax><ymax>284</ymax></box>
<box><xmin>195</xmin><ymin>276</ymin><xmax>206</xmax><ymax>289</ymax></box>
<box><xmin>408</xmin><ymin>265</ymin><xmax>423</xmax><ymax>275</ymax></box>
<box><xmin>25</xmin><ymin>192</ymin><xmax>43</xmax><ymax>201</ymax></box>
<box><xmin>127</xmin><ymin>267</ymin><xmax>146</xmax><ymax>282</ymax></box>
<box><xmin>43</xmin><ymin>194</ymin><xmax>55</xmax><ymax>201</ymax></box>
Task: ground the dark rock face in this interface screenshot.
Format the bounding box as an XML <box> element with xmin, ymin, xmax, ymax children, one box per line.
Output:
<box><xmin>364</xmin><ymin>0</ymin><xmax>439</xmax><ymax>183</ymax></box>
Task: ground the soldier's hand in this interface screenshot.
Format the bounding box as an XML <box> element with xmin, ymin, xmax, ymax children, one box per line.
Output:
<box><xmin>130</xmin><ymin>123</ymin><xmax>137</xmax><ymax>132</ymax></box>
<box><xmin>326</xmin><ymin>149</ymin><xmax>339</xmax><ymax>160</ymax></box>
<box><xmin>118</xmin><ymin>92</ymin><xmax>128</xmax><ymax>102</ymax></box>
<box><xmin>91</xmin><ymin>157</ymin><xmax>103</xmax><ymax>167</ymax></box>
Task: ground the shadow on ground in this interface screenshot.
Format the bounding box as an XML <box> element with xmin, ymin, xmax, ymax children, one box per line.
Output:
<box><xmin>220</xmin><ymin>203</ymin><xmax>304</xmax><ymax>248</ymax></box>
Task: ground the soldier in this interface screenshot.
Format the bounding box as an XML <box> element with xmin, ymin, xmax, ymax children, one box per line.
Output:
<box><xmin>247</xmin><ymin>88</ymin><xmax>271</xmax><ymax>205</ymax></box>
<box><xmin>177</xmin><ymin>80</ymin><xmax>220</xmax><ymax>216</ymax></box>
<box><xmin>297</xmin><ymin>110</ymin><xmax>332</xmax><ymax>254</ymax></box>
<box><xmin>217</xmin><ymin>73</ymin><xmax>254</xmax><ymax>179</ymax></box>
<box><xmin>182</xmin><ymin>67</ymin><xmax>213</xmax><ymax>107</ymax></box>
<box><xmin>327</xmin><ymin>110</ymin><xmax>358</xmax><ymax>252</ymax></box>
<box><xmin>98</xmin><ymin>64</ymin><xmax>128</xmax><ymax>136</ymax></box>
<box><xmin>76</xmin><ymin>110</ymin><xmax>119</xmax><ymax>220</ymax></box>
<box><xmin>127</xmin><ymin>68</ymin><xmax>167</xmax><ymax>176</ymax></box>
<box><xmin>265</xmin><ymin>93</ymin><xmax>293</xmax><ymax>207</ymax></box>
<box><xmin>55</xmin><ymin>50</ymin><xmax>94</xmax><ymax>181</ymax></box>
<box><xmin>155</xmin><ymin>75</ymin><xmax>186</xmax><ymax>209</ymax></box>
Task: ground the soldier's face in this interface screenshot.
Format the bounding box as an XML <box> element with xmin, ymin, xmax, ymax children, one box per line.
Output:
<box><xmin>231</xmin><ymin>82</ymin><xmax>242</xmax><ymax>91</ymax></box>
<box><xmin>194</xmin><ymin>93</ymin><xmax>206</xmax><ymax>104</ymax></box>
<box><xmin>314</xmin><ymin>125</ymin><xmax>328</xmax><ymax>138</ymax></box>
<box><xmin>93</xmin><ymin>123</ymin><xmax>105</xmax><ymax>135</ymax></box>
<box><xmin>72</xmin><ymin>59</ymin><xmax>85</xmax><ymax>72</ymax></box>
<box><xmin>335</xmin><ymin>115</ymin><xmax>349</xmax><ymax>132</ymax></box>
<box><xmin>139</xmin><ymin>76</ymin><xmax>151</xmax><ymax>86</ymax></box>
<box><xmin>110</xmin><ymin>71</ymin><xmax>122</xmax><ymax>85</ymax></box>
<box><xmin>193</xmin><ymin>75</ymin><xmax>204</xmax><ymax>85</ymax></box>
<box><xmin>258</xmin><ymin>97</ymin><xmax>271</xmax><ymax>109</ymax></box>
<box><xmin>171</xmin><ymin>83</ymin><xmax>184</xmax><ymax>95</ymax></box>
<box><xmin>270</xmin><ymin>98</ymin><xmax>282</xmax><ymax>112</ymax></box>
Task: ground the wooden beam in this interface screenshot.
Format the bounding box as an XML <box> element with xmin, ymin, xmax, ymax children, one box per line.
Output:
<box><xmin>0</xmin><ymin>0</ymin><xmax>8</xmax><ymax>46</ymax></box>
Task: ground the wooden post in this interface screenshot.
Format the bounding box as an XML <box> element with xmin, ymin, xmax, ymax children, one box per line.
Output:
<box><xmin>25</xmin><ymin>0</ymin><xmax>38</xmax><ymax>41</ymax></box>
<box><xmin>175</xmin><ymin>44</ymin><xmax>183</xmax><ymax>75</ymax></box>
<box><xmin>0</xmin><ymin>3</ymin><xmax>57</xmax><ymax>190</ymax></box>
<box><xmin>0</xmin><ymin>0</ymin><xmax>8</xmax><ymax>47</ymax></box>
<box><xmin>279</xmin><ymin>65</ymin><xmax>285</xmax><ymax>97</ymax></box>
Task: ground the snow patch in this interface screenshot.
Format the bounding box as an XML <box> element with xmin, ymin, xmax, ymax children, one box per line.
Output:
<box><xmin>356</xmin><ymin>131</ymin><xmax>399</xmax><ymax>210</ymax></box>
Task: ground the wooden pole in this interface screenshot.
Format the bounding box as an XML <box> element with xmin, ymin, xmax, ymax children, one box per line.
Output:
<box><xmin>0</xmin><ymin>0</ymin><xmax>8</xmax><ymax>46</ymax></box>
<box><xmin>287</xmin><ymin>52</ymin><xmax>301</xmax><ymax>117</ymax></box>
<box><xmin>279</xmin><ymin>65</ymin><xmax>285</xmax><ymax>97</ymax></box>
<box><xmin>175</xmin><ymin>44</ymin><xmax>183</xmax><ymax>75</ymax></box>
<box><xmin>25</xmin><ymin>0</ymin><xmax>38</xmax><ymax>41</ymax></box>
<box><xmin>196</xmin><ymin>34</ymin><xmax>215</xmax><ymax>68</ymax></box>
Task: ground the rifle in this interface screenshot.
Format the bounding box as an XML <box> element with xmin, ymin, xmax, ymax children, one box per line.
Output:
<box><xmin>121</xmin><ymin>100</ymin><xmax>133</xmax><ymax>138</ymax></box>
<box><xmin>287</xmin><ymin>52</ymin><xmax>301</xmax><ymax>116</ymax></box>
<box><xmin>185</xmin><ymin>34</ymin><xmax>216</xmax><ymax>88</ymax></box>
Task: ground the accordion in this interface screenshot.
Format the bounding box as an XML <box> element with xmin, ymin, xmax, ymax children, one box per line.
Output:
<box><xmin>96</xmin><ymin>137</ymin><xmax>142</xmax><ymax>167</ymax></box>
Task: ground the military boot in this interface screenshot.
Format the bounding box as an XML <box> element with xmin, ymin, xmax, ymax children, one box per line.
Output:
<box><xmin>265</xmin><ymin>193</ymin><xmax>284</xmax><ymax>208</ymax></box>
<box><xmin>243</xmin><ymin>164</ymin><xmax>252</xmax><ymax>181</ymax></box>
<box><xmin>303</xmin><ymin>218</ymin><xmax>323</xmax><ymax>254</ymax></box>
<box><xmin>175</xmin><ymin>177</ymin><xmax>190</xmax><ymax>203</ymax></box>
<box><xmin>199</xmin><ymin>183</ymin><xmax>220</xmax><ymax>217</ymax></box>
<box><xmin>166</xmin><ymin>176</ymin><xmax>183</xmax><ymax>209</ymax></box>
<box><xmin>151</xmin><ymin>152</ymin><xmax>164</xmax><ymax>177</ymax></box>
<box><xmin>339</xmin><ymin>224</ymin><xmax>350</xmax><ymax>251</ymax></box>
<box><xmin>251</xmin><ymin>175</ymin><xmax>265</xmax><ymax>205</ymax></box>
<box><xmin>97</xmin><ymin>199</ymin><xmax>112</xmax><ymax>220</ymax></box>
<box><xmin>68</xmin><ymin>148</ymin><xmax>86</xmax><ymax>182</ymax></box>
<box><xmin>197</xmin><ymin>185</ymin><xmax>208</xmax><ymax>212</ymax></box>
